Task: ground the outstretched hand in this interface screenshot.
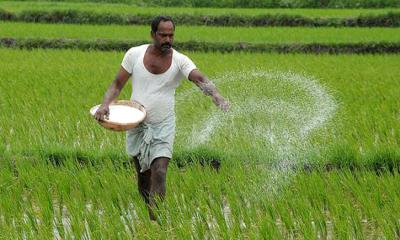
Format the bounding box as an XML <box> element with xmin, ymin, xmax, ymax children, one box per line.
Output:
<box><xmin>213</xmin><ymin>95</ymin><xmax>230</xmax><ymax>112</ymax></box>
<box><xmin>187</xmin><ymin>69</ymin><xmax>230</xmax><ymax>112</ymax></box>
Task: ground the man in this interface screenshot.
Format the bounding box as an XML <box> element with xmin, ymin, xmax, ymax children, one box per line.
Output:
<box><xmin>94</xmin><ymin>16</ymin><xmax>229</xmax><ymax>221</ymax></box>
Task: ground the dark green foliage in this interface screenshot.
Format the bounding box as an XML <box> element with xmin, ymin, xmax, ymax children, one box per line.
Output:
<box><xmin>4</xmin><ymin>0</ymin><xmax>399</xmax><ymax>8</ymax></box>
<box><xmin>310</xmin><ymin>147</ymin><xmax>400</xmax><ymax>174</ymax></box>
<box><xmin>325</xmin><ymin>145</ymin><xmax>360</xmax><ymax>171</ymax></box>
<box><xmin>366</xmin><ymin>149</ymin><xmax>400</xmax><ymax>175</ymax></box>
<box><xmin>0</xmin><ymin>9</ymin><xmax>399</xmax><ymax>27</ymax></box>
<box><xmin>295</xmin><ymin>148</ymin><xmax>400</xmax><ymax>174</ymax></box>
<box><xmin>33</xmin><ymin>146</ymin><xmax>128</xmax><ymax>168</ymax></box>
<box><xmin>1</xmin><ymin>37</ymin><xmax>400</xmax><ymax>54</ymax></box>
<box><xmin>0</xmin><ymin>8</ymin><xmax>15</xmax><ymax>21</ymax></box>
<box><xmin>173</xmin><ymin>147</ymin><xmax>226</xmax><ymax>170</ymax></box>
<box><xmin>3</xmin><ymin>146</ymin><xmax>399</xmax><ymax>174</ymax></box>
<box><xmin>149</xmin><ymin>0</ymin><xmax>400</xmax><ymax>8</ymax></box>
<box><xmin>18</xmin><ymin>9</ymin><xmax>126</xmax><ymax>24</ymax></box>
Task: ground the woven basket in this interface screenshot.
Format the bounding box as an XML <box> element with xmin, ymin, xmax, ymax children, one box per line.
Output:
<box><xmin>90</xmin><ymin>100</ymin><xmax>146</xmax><ymax>131</ymax></box>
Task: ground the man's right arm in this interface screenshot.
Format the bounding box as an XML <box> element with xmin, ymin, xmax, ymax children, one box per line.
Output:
<box><xmin>94</xmin><ymin>66</ymin><xmax>131</xmax><ymax>121</ymax></box>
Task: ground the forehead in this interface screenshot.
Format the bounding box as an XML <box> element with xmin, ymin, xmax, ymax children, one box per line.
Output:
<box><xmin>157</xmin><ymin>21</ymin><xmax>174</xmax><ymax>33</ymax></box>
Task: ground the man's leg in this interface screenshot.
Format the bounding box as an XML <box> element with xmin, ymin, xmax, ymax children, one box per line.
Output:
<box><xmin>131</xmin><ymin>156</ymin><xmax>151</xmax><ymax>204</ymax></box>
<box><xmin>149</xmin><ymin>157</ymin><xmax>170</xmax><ymax>221</ymax></box>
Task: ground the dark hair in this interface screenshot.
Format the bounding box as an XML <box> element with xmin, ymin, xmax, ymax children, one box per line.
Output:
<box><xmin>151</xmin><ymin>16</ymin><xmax>175</xmax><ymax>33</ymax></box>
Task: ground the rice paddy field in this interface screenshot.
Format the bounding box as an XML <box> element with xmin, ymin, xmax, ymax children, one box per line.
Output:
<box><xmin>1</xmin><ymin>1</ymin><xmax>400</xmax><ymax>239</ymax></box>
<box><xmin>1</xmin><ymin>1</ymin><xmax>399</xmax><ymax>17</ymax></box>
<box><xmin>2</xmin><ymin>22</ymin><xmax>400</xmax><ymax>44</ymax></box>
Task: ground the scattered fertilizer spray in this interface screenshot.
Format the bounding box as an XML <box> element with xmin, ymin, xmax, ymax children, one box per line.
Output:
<box><xmin>177</xmin><ymin>69</ymin><xmax>337</xmax><ymax>194</ymax></box>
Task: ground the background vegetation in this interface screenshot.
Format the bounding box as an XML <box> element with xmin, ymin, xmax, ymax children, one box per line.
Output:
<box><xmin>1</xmin><ymin>0</ymin><xmax>399</xmax><ymax>8</ymax></box>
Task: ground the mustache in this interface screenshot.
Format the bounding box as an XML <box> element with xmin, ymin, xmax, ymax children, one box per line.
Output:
<box><xmin>161</xmin><ymin>43</ymin><xmax>172</xmax><ymax>48</ymax></box>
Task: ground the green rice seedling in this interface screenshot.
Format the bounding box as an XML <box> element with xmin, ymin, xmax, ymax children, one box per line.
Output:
<box><xmin>0</xmin><ymin>1</ymin><xmax>398</xmax><ymax>17</ymax></box>
<box><xmin>2</xmin><ymin>22</ymin><xmax>400</xmax><ymax>44</ymax></box>
<box><xmin>0</xmin><ymin>1</ymin><xmax>399</xmax><ymax>16</ymax></box>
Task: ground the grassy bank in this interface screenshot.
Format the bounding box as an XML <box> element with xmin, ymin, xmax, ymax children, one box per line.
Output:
<box><xmin>2</xmin><ymin>9</ymin><xmax>399</xmax><ymax>26</ymax></box>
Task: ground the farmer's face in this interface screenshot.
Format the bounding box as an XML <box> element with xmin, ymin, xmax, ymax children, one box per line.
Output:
<box><xmin>152</xmin><ymin>21</ymin><xmax>174</xmax><ymax>52</ymax></box>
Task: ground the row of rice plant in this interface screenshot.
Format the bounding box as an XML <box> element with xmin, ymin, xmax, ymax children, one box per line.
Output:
<box><xmin>1</xmin><ymin>22</ymin><xmax>400</xmax><ymax>44</ymax></box>
<box><xmin>0</xmin><ymin>1</ymin><xmax>398</xmax><ymax>17</ymax></box>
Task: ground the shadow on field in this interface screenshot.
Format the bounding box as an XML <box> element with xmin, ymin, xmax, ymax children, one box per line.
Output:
<box><xmin>2</xmin><ymin>146</ymin><xmax>399</xmax><ymax>176</ymax></box>
<box><xmin>17</xmin><ymin>147</ymin><xmax>225</xmax><ymax>172</ymax></box>
<box><xmin>300</xmin><ymin>147</ymin><xmax>400</xmax><ymax>175</ymax></box>
<box><xmin>173</xmin><ymin>147</ymin><xmax>225</xmax><ymax>172</ymax></box>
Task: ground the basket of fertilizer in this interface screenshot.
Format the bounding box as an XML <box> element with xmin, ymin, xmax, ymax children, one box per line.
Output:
<box><xmin>90</xmin><ymin>100</ymin><xmax>146</xmax><ymax>131</ymax></box>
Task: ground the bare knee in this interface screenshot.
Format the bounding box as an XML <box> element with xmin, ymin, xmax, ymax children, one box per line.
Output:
<box><xmin>152</xmin><ymin>164</ymin><xmax>167</xmax><ymax>182</ymax></box>
<box><xmin>151</xmin><ymin>157</ymin><xmax>169</xmax><ymax>177</ymax></box>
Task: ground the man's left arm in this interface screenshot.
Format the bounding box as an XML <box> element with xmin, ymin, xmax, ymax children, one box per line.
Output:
<box><xmin>188</xmin><ymin>69</ymin><xmax>230</xmax><ymax>112</ymax></box>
